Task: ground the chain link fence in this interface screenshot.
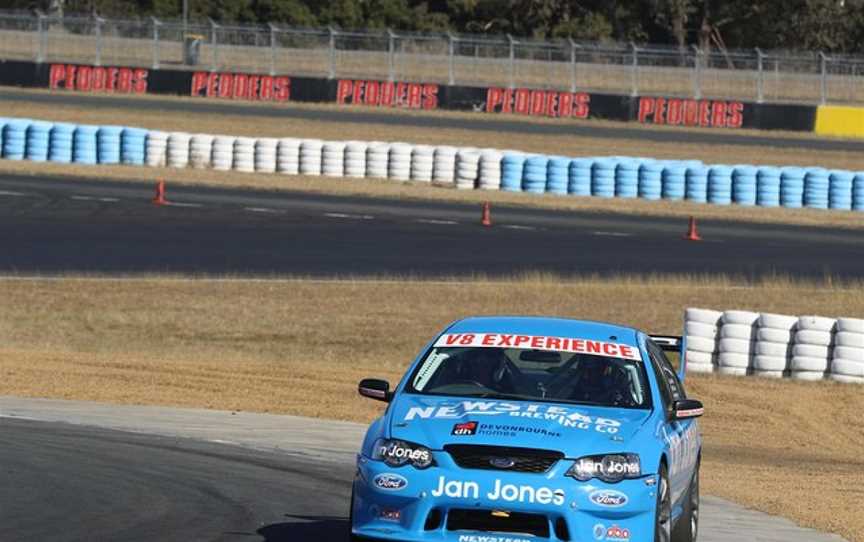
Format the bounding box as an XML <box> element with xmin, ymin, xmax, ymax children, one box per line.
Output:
<box><xmin>2</xmin><ymin>10</ymin><xmax>864</xmax><ymax>105</ymax></box>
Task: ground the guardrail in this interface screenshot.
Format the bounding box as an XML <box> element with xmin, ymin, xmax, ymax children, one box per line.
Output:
<box><xmin>2</xmin><ymin>116</ymin><xmax>864</xmax><ymax>212</ymax></box>
<box><xmin>685</xmin><ymin>308</ymin><xmax>864</xmax><ymax>384</ymax></box>
<box><xmin>4</xmin><ymin>10</ymin><xmax>864</xmax><ymax>105</ymax></box>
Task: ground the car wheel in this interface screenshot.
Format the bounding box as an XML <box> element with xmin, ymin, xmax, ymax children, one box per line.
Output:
<box><xmin>672</xmin><ymin>463</ymin><xmax>700</xmax><ymax>542</ymax></box>
<box><xmin>655</xmin><ymin>464</ymin><xmax>672</xmax><ymax>542</ymax></box>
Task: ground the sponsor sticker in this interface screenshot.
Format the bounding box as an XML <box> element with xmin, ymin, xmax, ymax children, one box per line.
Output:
<box><xmin>190</xmin><ymin>72</ymin><xmax>290</xmax><ymax>102</ymax></box>
<box><xmin>49</xmin><ymin>64</ymin><xmax>148</xmax><ymax>94</ymax></box>
<box><xmin>372</xmin><ymin>473</ymin><xmax>408</xmax><ymax>491</ymax></box>
<box><xmin>593</xmin><ymin>524</ymin><xmax>631</xmax><ymax>542</ymax></box>
<box><xmin>637</xmin><ymin>97</ymin><xmax>744</xmax><ymax>129</ymax></box>
<box><xmin>452</xmin><ymin>421</ymin><xmax>478</xmax><ymax>436</ymax></box>
<box><xmin>336</xmin><ymin>79</ymin><xmax>438</xmax><ymax>110</ymax></box>
<box><xmin>458</xmin><ymin>536</ymin><xmax>533</xmax><ymax>542</ymax></box>
<box><xmin>589</xmin><ymin>490</ymin><xmax>628</xmax><ymax>508</ymax></box>
<box><xmin>486</xmin><ymin>87</ymin><xmax>590</xmax><ymax>119</ymax></box>
<box><xmin>431</xmin><ymin>476</ymin><xmax>565</xmax><ymax>506</ymax></box>
<box><xmin>434</xmin><ymin>333</ymin><xmax>641</xmax><ymax>361</ymax></box>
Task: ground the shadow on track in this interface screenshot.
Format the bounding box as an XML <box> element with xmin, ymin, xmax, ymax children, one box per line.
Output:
<box><xmin>258</xmin><ymin>515</ymin><xmax>349</xmax><ymax>541</ymax></box>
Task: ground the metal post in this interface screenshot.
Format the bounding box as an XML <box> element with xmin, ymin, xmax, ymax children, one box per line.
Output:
<box><xmin>692</xmin><ymin>44</ymin><xmax>702</xmax><ymax>99</ymax></box>
<box><xmin>507</xmin><ymin>34</ymin><xmax>515</xmax><ymax>89</ymax></box>
<box><xmin>35</xmin><ymin>10</ymin><xmax>45</xmax><ymax>63</ymax></box>
<box><xmin>268</xmin><ymin>23</ymin><xmax>277</xmax><ymax>76</ymax></box>
<box><xmin>328</xmin><ymin>26</ymin><xmax>337</xmax><ymax>79</ymax></box>
<box><xmin>629</xmin><ymin>42</ymin><xmax>638</xmax><ymax>96</ymax></box>
<box><xmin>819</xmin><ymin>51</ymin><xmax>828</xmax><ymax>105</ymax></box>
<box><xmin>447</xmin><ymin>32</ymin><xmax>455</xmax><ymax>85</ymax></box>
<box><xmin>568</xmin><ymin>38</ymin><xmax>577</xmax><ymax>92</ymax></box>
<box><xmin>150</xmin><ymin>17</ymin><xmax>160</xmax><ymax>69</ymax></box>
<box><xmin>755</xmin><ymin>48</ymin><xmax>764</xmax><ymax>103</ymax></box>
<box><xmin>209</xmin><ymin>18</ymin><xmax>219</xmax><ymax>70</ymax></box>
<box><xmin>94</xmin><ymin>16</ymin><xmax>104</xmax><ymax>66</ymax></box>
<box><xmin>387</xmin><ymin>29</ymin><xmax>396</xmax><ymax>82</ymax></box>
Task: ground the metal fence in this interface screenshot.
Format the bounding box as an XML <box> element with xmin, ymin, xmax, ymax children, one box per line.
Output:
<box><xmin>2</xmin><ymin>10</ymin><xmax>864</xmax><ymax>105</ymax></box>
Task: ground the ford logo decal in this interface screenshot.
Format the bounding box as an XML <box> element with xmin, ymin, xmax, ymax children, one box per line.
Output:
<box><xmin>489</xmin><ymin>457</ymin><xmax>516</xmax><ymax>469</ymax></box>
<box><xmin>373</xmin><ymin>473</ymin><xmax>408</xmax><ymax>491</ymax></box>
<box><xmin>589</xmin><ymin>489</ymin><xmax>628</xmax><ymax>507</ymax></box>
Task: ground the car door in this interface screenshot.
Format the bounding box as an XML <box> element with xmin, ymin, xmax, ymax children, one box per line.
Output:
<box><xmin>647</xmin><ymin>341</ymin><xmax>700</xmax><ymax>506</ymax></box>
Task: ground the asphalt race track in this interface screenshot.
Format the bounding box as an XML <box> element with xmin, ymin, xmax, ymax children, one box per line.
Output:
<box><xmin>0</xmin><ymin>174</ymin><xmax>862</xmax><ymax>278</ymax></box>
<box><xmin>3</xmin><ymin>88</ymin><xmax>864</xmax><ymax>152</ymax></box>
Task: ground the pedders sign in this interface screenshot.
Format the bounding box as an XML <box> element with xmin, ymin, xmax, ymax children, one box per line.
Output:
<box><xmin>190</xmin><ymin>72</ymin><xmax>290</xmax><ymax>102</ymax></box>
<box><xmin>49</xmin><ymin>64</ymin><xmax>147</xmax><ymax>94</ymax></box>
<box><xmin>336</xmin><ymin>79</ymin><xmax>438</xmax><ymax>109</ymax></box>
<box><xmin>638</xmin><ymin>97</ymin><xmax>743</xmax><ymax>129</ymax></box>
<box><xmin>486</xmin><ymin>87</ymin><xmax>590</xmax><ymax>119</ymax></box>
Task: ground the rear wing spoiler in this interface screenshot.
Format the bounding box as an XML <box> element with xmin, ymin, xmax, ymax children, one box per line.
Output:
<box><xmin>648</xmin><ymin>335</ymin><xmax>688</xmax><ymax>381</ymax></box>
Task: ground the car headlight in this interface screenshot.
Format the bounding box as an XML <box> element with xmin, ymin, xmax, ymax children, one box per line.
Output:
<box><xmin>565</xmin><ymin>453</ymin><xmax>641</xmax><ymax>483</ymax></box>
<box><xmin>372</xmin><ymin>439</ymin><xmax>435</xmax><ymax>469</ymax></box>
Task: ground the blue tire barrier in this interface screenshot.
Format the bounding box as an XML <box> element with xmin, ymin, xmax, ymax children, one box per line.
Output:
<box><xmin>2</xmin><ymin>119</ymin><xmax>30</xmax><ymax>160</ymax></box>
<box><xmin>501</xmin><ymin>153</ymin><xmax>525</xmax><ymax>192</ymax></box>
<box><xmin>661</xmin><ymin>163</ymin><xmax>686</xmax><ymax>200</ymax></box>
<box><xmin>25</xmin><ymin>120</ymin><xmax>52</xmax><ymax>162</ymax></box>
<box><xmin>707</xmin><ymin>165</ymin><xmax>733</xmax><ymax>205</ymax></box>
<box><xmin>780</xmin><ymin>167</ymin><xmax>805</xmax><ymax>208</ymax></box>
<box><xmin>756</xmin><ymin>167</ymin><xmax>782</xmax><ymax>208</ymax></box>
<box><xmin>522</xmin><ymin>155</ymin><xmax>549</xmax><ymax>194</ymax></box>
<box><xmin>591</xmin><ymin>158</ymin><xmax>617</xmax><ymax>198</ymax></box>
<box><xmin>828</xmin><ymin>170</ymin><xmax>854</xmax><ymax>211</ymax></box>
<box><xmin>48</xmin><ymin>123</ymin><xmax>76</xmax><ymax>163</ymax></box>
<box><xmin>568</xmin><ymin>158</ymin><xmax>593</xmax><ymax>196</ymax></box>
<box><xmin>685</xmin><ymin>166</ymin><xmax>708</xmax><ymax>203</ymax></box>
<box><xmin>546</xmin><ymin>156</ymin><xmax>570</xmax><ymax>195</ymax></box>
<box><xmin>97</xmin><ymin>125</ymin><xmax>123</xmax><ymax>164</ymax></box>
<box><xmin>615</xmin><ymin>160</ymin><xmax>640</xmax><ymax>198</ymax></box>
<box><xmin>0</xmin><ymin>117</ymin><xmax>8</xmax><ymax>150</ymax></box>
<box><xmin>121</xmin><ymin>127</ymin><xmax>148</xmax><ymax>166</ymax></box>
<box><xmin>804</xmin><ymin>167</ymin><xmax>830</xmax><ymax>210</ymax></box>
<box><xmin>853</xmin><ymin>174</ymin><xmax>864</xmax><ymax>212</ymax></box>
<box><xmin>732</xmin><ymin>165</ymin><xmax>758</xmax><ymax>206</ymax></box>
<box><xmin>638</xmin><ymin>161</ymin><xmax>663</xmax><ymax>200</ymax></box>
<box><xmin>73</xmin><ymin>125</ymin><xmax>99</xmax><ymax>165</ymax></box>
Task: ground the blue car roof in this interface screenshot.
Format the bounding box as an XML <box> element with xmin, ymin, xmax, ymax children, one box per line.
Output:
<box><xmin>444</xmin><ymin>316</ymin><xmax>641</xmax><ymax>346</ymax></box>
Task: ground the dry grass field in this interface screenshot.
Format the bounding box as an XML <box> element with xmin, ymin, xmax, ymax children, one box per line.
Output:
<box><xmin>0</xmin><ymin>275</ymin><xmax>862</xmax><ymax>541</ymax></box>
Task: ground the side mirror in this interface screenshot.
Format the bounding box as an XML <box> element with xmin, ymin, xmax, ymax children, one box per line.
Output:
<box><xmin>672</xmin><ymin>399</ymin><xmax>704</xmax><ymax>420</ymax></box>
<box><xmin>358</xmin><ymin>378</ymin><xmax>393</xmax><ymax>403</ymax></box>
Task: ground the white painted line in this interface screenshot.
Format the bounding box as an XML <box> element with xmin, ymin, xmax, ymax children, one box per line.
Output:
<box><xmin>245</xmin><ymin>207</ymin><xmax>282</xmax><ymax>214</ymax></box>
<box><xmin>70</xmin><ymin>195</ymin><xmax>96</xmax><ymax>201</ymax></box>
<box><xmin>416</xmin><ymin>219</ymin><xmax>458</xmax><ymax>225</ymax></box>
<box><xmin>0</xmin><ymin>190</ymin><xmax>28</xmax><ymax>197</ymax></box>
<box><xmin>324</xmin><ymin>213</ymin><xmax>375</xmax><ymax>220</ymax></box>
<box><xmin>99</xmin><ymin>197</ymin><xmax>119</xmax><ymax>203</ymax></box>
<box><xmin>501</xmin><ymin>225</ymin><xmax>536</xmax><ymax>231</ymax></box>
<box><xmin>592</xmin><ymin>231</ymin><xmax>633</xmax><ymax>237</ymax></box>
<box><xmin>166</xmin><ymin>202</ymin><xmax>204</xmax><ymax>208</ymax></box>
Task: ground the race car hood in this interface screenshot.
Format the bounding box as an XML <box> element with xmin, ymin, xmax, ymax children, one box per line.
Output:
<box><xmin>388</xmin><ymin>394</ymin><xmax>651</xmax><ymax>457</ymax></box>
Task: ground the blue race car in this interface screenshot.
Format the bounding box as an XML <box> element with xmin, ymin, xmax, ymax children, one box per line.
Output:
<box><xmin>351</xmin><ymin>316</ymin><xmax>703</xmax><ymax>542</ymax></box>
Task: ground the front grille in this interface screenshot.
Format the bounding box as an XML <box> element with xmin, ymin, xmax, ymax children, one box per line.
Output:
<box><xmin>444</xmin><ymin>444</ymin><xmax>563</xmax><ymax>473</ymax></box>
<box><xmin>447</xmin><ymin>509</ymin><xmax>550</xmax><ymax>537</ymax></box>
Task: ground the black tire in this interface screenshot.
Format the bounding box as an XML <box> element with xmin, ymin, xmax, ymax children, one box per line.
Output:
<box><xmin>672</xmin><ymin>462</ymin><xmax>700</xmax><ymax>542</ymax></box>
<box><xmin>655</xmin><ymin>464</ymin><xmax>672</xmax><ymax>542</ymax></box>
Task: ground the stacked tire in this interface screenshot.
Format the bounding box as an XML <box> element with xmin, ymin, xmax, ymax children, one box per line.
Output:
<box><xmin>344</xmin><ymin>141</ymin><xmax>368</xmax><ymax>178</ymax></box>
<box><xmin>120</xmin><ymin>127</ymin><xmax>147</xmax><ymax>166</ymax></box>
<box><xmin>73</xmin><ymin>125</ymin><xmax>99</xmax><ymax>165</ymax></box>
<box><xmin>276</xmin><ymin>138</ymin><xmax>301</xmax><ymax>175</ymax></box>
<box><xmin>299</xmin><ymin>139</ymin><xmax>324</xmax><ymax>176</ymax></box>
<box><xmin>410</xmin><ymin>145</ymin><xmax>435</xmax><ymax>182</ymax></box>
<box><xmin>717</xmin><ymin>310</ymin><xmax>759</xmax><ymax>375</ymax></box>
<box><xmin>366</xmin><ymin>142</ymin><xmax>390</xmax><ymax>179</ymax></box>
<box><xmin>831</xmin><ymin>318</ymin><xmax>864</xmax><ymax>383</ymax></box>
<box><xmin>432</xmin><ymin>146</ymin><xmax>457</xmax><ymax>185</ymax></box>
<box><xmin>233</xmin><ymin>137</ymin><xmax>256</xmax><ymax>173</ymax></box>
<box><xmin>255</xmin><ymin>138</ymin><xmax>278</xmax><ymax>173</ymax></box>
<box><xmin>144</xmin><ymin>130</ymin><xmax>168</xmax><ymax>167</ymax></box>
<box><xmin>49</xmin><ymin>123</ymin><xmax>76</xmax><ymax>164</ymax></box>
<box><xmin>322</xmin><ymin>141</ymin><xmax>346</xmax><ymax>178</ymax></box>
<box><xmin>478</xmin><ymin>150</ymin><xmax>503</xmax><ymax>190</ymax></box>
<box><xmin>166</xmin><ymin>132</ymin><xmax>191</xmax><ymax>168</ymax></box>
<box><xmin>753</xmin><ymin>313</ymin><xmax>797</xmax><ymax>378</ymax></box>
<box><xmin>189</xmin><ymin>134</ymin><xmax>214</xmax><ymax>169</ymax></box>
<box><xmin>455</xmin><ymin>150</ymin><xmax>480</xmax><ymax>190</ymax></box>
<box><xmin>212</xmin><ymin>136</ymin><xmax>235</xmax><ymax>171</ymax></box>
<box><xmin>388</xmin><ymin>143</ymin><xmax>412</xmax><ymax>181</ymax></box>
<box><xmin>569</xmin><ymin>158</ymin><xmax>593</xmax><ymax>196</ymax></box>
<box><xmin>25</xmin><ymin>121</ymin><xmax>52</xmax><ymax>162</ymax></box>
<box><xmin>97</xmin><ymin>126</ymin><xmax>123</xmax><ymax>165</ymax></box>
<box><xmin>790</xmin><ymin>316</ymin><xmax>836</xmax><ymax>381</ymax></box>
<box><xmin>684</xmin><ymin>308</ymin><xmax>721</xmax><ymax>373</ymax></box>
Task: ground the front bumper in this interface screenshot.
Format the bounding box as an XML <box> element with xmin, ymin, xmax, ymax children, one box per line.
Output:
<box><xmin>352</xmin><ymin>454</ymin><xmax>658</xmax><ymax>542</ymax></box>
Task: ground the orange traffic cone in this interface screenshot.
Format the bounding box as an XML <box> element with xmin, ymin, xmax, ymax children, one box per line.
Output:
<box><xmin>683</xmin><ymin>216</ymin><xmax>701</xmax><ymax>241</ymax></box>
<box><xmin>152</xmin><ymin>179</ymin><xmax>167</xmax><ymax>205</ymax></box>
<box><xmin>481</xmin><ymin>202</ymin><xmax>492</xmax><ymax>227</ymax></box>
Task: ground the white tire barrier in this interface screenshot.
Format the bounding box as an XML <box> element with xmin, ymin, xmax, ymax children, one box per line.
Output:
<box><xmin>344</xmin><ymin>141</ymin><xmax>368</xmax><ymax>178</ymax></box>
<box><xmin>752</xmin><ymin>355</ymin><xmax>787</xmax><ymax>371</ymax></box>
<box><xmin>276</xmin><ymin>138</ymin><xmax>301</xmax><ymax>175</ymax></box>
<box><xmin>791</xmin><ymin>371</ymin><xmax>826</xmax><ymax>381</ymax></box>
<box><xmin>410</xmin><ymin>145</ymin><xmax>435</xmax><ymax>182</ymax></box>
<box><xmin>718</xmin><ymin>338</ymin><xmax>754</xmax><ymax>355</ymax></box>
<box><xmin>685</xmin><ymin>308</ymin><xmax>723</xmax><ymax>324</ymax></box>
<box><xmin>455</xmin><ymin>150</ymin><xmax>480</xmax><ymax>190</ymax></box>
<box><xmin>189</xmin><ymin>134</ymin><xmax>214</xmax><ymax>169</ymax></box>
<box><xmin>388</xmin><ymin>143</ymin><xmax>413</xmax><ymax>181</ymax></box>
<box><xmin>719</xmin><ymin>324</ymin><xmax>756</xmax><ymax>340</ymax></box>
<box><xmin>829</xmin><ymin>374</ymin><xmax>864</xmax><ymax>384</ymax></box>
<box><xmin>685</xmin><ymin>350</ymin><xmax>713</xmax><ymax>364</ymax></box>
<box><xmin>299</xmin><ymin>139</ymin><xmax>324</xmax><ymax>176</ymax></box>
<box><xmin>212</xmin><ymin>136</ymin><xmax>235</xmax><ymax>171</ymax></box>
<box><xmin>837</xmin><ymin>317</ymin><xmax>864</xmax><ymax>333</ymax></box>
<box><xmin>755</xmin><ymin>341</ymin><xmax>789</xmax><ymax>357</ymax></box>
<box><xmin>717</xmin><ymin>366</ymin><xmax>748</xmax><ymax>376</ymax></box>
<box><xmin>255</xmin><ymin>138</ymin><xmax>278</xmax><ymax>173</ymax></box>
<box><xmin>366</xmin><ymin>142</ymin><xmax>390</xmax><ymax>179</ymax></box>
<box><xmin>830</xmin><ymin>358</ymin><xmax>864</xmax><ymax>377</ymax></box>
<box><xmin>432</xmin><ymin>146</ymin><xmax>457</xmax><ymax>184</ymax></box>
<box><xmin>758</xmin><ymin>313</ymin><xmax>798</xmax><ymax>330</ymax></box>
<box><xmin>795</xmin><ymin>329</ymin><xmax>833</xmax><ymax>347</ymax></box>
<box><xmin>721</xmin><ymin>310</ymin><xmax>760</xmax><ymax>325</ymax></box>
<box><xmin>478</xmin><ymin>150</ymin><xmax>503</xmax><ymax>190</ymax></box>
<box><xmin>757</xmin><ymin>328</ymin><xmax>795</xmax><ymax>343</ymax></box>
<box><xmin>233</xmin><ymin>137</ymin><xmax>256</xmax><ymax>173</ymax></box>
<box><xmin>833</xmin><ymin>346</ymin><xmax>864</xmax><ymax>362</ymax></box>
<box><xmin>835</xmin><ymin>332</ymin><xmax>864</xmax><ymax>348</ymax></box>
<box><xmin>752</xmin><ymin>369</ymin><xmax>785</xmax><ymax>379</ymax></box>
<box><xmin>684</xmin><ymin>308</ymin><xmax>721</xmax><ymax>373</ymax></box>
<box><xmin>166</xmin><ymin>132</ymin><xmax>191</xmax><ymax>168</ymax></box>
<box><xmin>797</xmin><ymin>315</ymin><xmax>836</xmax><ymax>332</ymax></box>
<box><xmin>144</xmin><ymin>130</ymin><xmax>168</xmax><ymax>167</ymax></box>
<box><xmin>685</xmin><ymin>322</ymin><xmax>717</xmax><ymax>337</ymax></box>
<box><xmin>322</xmin><ymin>141</ymin><xmax>346</xmax><ymax>178</ymax></box>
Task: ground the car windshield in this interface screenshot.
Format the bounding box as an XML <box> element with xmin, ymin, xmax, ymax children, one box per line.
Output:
<box><xmin>408</xmin><ymin>336</ymin><xmax>650</xmax><ymax>409</ymax></box>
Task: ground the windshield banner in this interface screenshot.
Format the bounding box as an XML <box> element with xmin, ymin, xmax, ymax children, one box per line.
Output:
<box><xmin>434</xmin><ymin>333</ymin><xmax>641</xmax><ymax>361</ymax></box>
